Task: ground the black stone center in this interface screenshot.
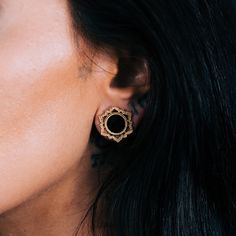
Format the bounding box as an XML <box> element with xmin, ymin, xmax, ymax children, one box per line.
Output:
<box><xmin>106</xmin><ymin>114</ymin><xmax>126</xmax><ymax>134</ymax></box>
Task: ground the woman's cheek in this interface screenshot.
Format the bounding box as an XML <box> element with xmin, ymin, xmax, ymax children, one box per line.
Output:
<box><xmin>0</xmin><ymin>29</ymin><xmax>89</xmax><ymax>216</ymax></box>
<box><xmin>0</xmin><ymin>52</ymin><xmax>92</xmax><ymax>215</ymax></box>
<box><xmin>0</xmin><ymin>0</ymin><xmax>96</xmax><ymax>215</ymax></box>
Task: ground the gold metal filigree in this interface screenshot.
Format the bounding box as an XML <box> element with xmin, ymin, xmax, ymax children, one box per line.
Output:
<box><xmin>98</xmin><ymin>107</ymin><xmax>133</xmax><ymax>143</ymax></box>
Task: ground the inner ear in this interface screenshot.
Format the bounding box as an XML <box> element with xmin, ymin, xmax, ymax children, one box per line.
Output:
<box><xmin>110</xmin><ymin>55</ymin><xmax>150</xmax><ymax>95</ymax></box>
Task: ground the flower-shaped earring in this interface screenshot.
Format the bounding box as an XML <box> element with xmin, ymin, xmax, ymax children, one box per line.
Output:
<box><xmin>98</xmin><ymin>106</ymin><xmax>133</xmax><ymax>143</ymax></box>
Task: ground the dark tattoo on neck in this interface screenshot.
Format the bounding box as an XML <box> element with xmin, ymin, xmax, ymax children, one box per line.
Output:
<box><xmin>129</xmin><ymin>93</ymin><xmax>148</xmax><ymax>115</ymax></box>
<box><xmin>91</xmin><ymin>153</ymin><xmax>105</xmax><ymax>168</ymax></box>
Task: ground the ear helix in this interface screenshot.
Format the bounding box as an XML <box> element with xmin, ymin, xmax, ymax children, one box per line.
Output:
<box><xmin>98</xmin><ymin>106</ymin><xmax>133</xmax><ymax>143</ymax></box>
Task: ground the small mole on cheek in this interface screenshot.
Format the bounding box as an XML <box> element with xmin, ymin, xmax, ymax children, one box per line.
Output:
<box><xmin>77</xmin><ymin>63</ymin><xmax>92</xmax><ymax>79</ymax></box>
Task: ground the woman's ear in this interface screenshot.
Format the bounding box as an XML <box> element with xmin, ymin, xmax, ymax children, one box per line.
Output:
<box><xmin>110</xmin><ymin>55</ymin><xmax>150</xmax><ymax>127</ymax></box>
<box><xmin>90</xmin><ymin>49</ymin><xmax>150</xmax><ymax>141</ymax></box>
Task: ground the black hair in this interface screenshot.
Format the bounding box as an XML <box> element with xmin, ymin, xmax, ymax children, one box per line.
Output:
<box><xmin>69</xmin><ymin>1</ymin><xmax>236</xmax><ymax>235</ymax></box>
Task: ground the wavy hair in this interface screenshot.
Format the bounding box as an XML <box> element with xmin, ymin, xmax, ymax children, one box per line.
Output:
<box><xmin>69</xmin><ymin>1</ymin><xmax>236</xmax><ymax>235</ymax></box>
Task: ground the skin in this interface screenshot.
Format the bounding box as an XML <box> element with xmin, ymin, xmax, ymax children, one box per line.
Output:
<box><xmin>0</xmin><ymin>0</ymin><xmax>148</xmax><ymax>235</ymax></box>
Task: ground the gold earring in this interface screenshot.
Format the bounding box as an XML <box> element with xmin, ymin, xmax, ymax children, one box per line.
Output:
<box><xmin>98</xmin><ymin>106</ymin><xmax>133</xmax><ymax>143</ymax></box>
